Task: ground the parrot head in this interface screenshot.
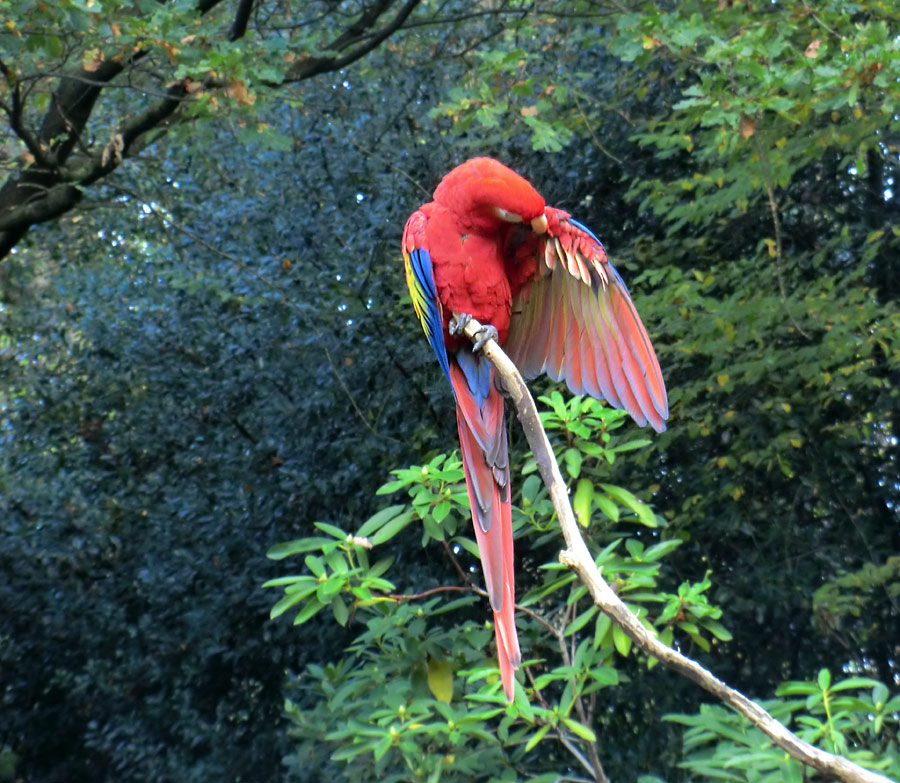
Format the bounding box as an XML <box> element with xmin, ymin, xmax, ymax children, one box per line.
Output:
<box><xmin>433</xmin><ymin>157</ymin><xmax>549</xmax><ymax>234</ymax></box>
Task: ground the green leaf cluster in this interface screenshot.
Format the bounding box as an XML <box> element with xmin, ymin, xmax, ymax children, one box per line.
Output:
<box><xmin>668</xmin><ymin>673</ymin><xmax>900</xmax><ymax>781</ymax></box>
<box><xmin>267</xmin><ymin>397</ymin><xmax>725</xmax><ymax>781</ymax></box>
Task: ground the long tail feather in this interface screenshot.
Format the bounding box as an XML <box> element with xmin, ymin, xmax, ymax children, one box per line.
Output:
<box><xmin>450</xmin><ymin>357</ymin><xmax>521</xmax><ymax>699</ymax></box>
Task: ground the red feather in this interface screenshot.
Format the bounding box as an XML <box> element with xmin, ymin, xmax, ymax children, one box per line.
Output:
<box><xmin>402</xmin><ymin>158</ymin><xmax>668</xmax><ymax>699</ymax></box>
<box><xmin>450</xmin><ymin>363</ymin><xmax>520</xmax><ymax>698</ymax></box>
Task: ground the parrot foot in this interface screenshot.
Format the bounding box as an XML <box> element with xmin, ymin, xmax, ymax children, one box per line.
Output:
<box><xmin>449</xmin><ymin>312</ymin><xmax>471</xmax><ymax>336</ymax></box>
<box><xmin>450</xmin><ymin>313</ymin><xmax>498</xmax><ymax>353</ymax></box>
<box><xmin>472</xmin><ymin>324</ymin><xmax>499</xmax><ymax>353</ymax></box>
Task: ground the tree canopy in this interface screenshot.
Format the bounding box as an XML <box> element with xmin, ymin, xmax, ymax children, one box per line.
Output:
<box><xmin>1</xmin><ymin>1</ymin><xmax>898</xmax><ymax>781</ymax></box>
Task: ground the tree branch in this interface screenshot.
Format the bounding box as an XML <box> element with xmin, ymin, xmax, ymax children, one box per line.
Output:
<box><xmin>229</xmin><ymin>0</ymin><xmax>255</xmax><ymax>41</ymax></box>
<box><xmin>7</xmin><ymin>81</ymin><xmax>55</xmax><ymax>169</ymax></box>
<box><xmin>285</xmin><ymin>0</ymin><xmax>421</xmax><ymax>82</ymax></box>
<box><xmin>452</xmin><ymin>315</ymin><xmax>894</xmax><ymax>783</ymax></box>
<box><xmin>79</xmin><ymin>80</ymin><xmax>190</xmax><ymax>185</ymax></box>
<box><xmin>0</xmin><ymin>184</ymin><xmax>83</xmax><ymax>233</ymax></box>
<box><xmin>0</xmin><ymin>0</ymin><xmax>423</xmax><ymax>259</ymax></box>
<box><xmin>329</xmin><ymin>0</ymin><xmax>395</xmax><ymax>51</ymax></box>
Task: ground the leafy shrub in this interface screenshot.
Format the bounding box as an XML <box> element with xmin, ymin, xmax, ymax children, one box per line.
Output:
<box><xmin>267</xmin><ymin>397</ymin><xmax>727</xmax><ymax>781</ymax></box>
<box><xmin>667</xmin><ymin>672</ymin><xmax>900</xmax><ymax>782</ymax></box>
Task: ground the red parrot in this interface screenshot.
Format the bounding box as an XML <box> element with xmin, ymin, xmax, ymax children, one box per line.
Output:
<box><xmin>401</xmin><ymin>157</ymin><xmax>667</xmax><ymax>700</ymax></box>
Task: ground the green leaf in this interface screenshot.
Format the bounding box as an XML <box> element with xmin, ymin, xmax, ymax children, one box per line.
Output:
<box><xmin>373</xmin><ymin>734</ymin><xmax>392</xmax><ymax>760</ymax></box>
<box><xmin>369</xmin><ymin>509</ymin><xmax>415</xmax><ymax>546</ymax></box>
<box><xmin>427</xmin><ymin>658</ymin><xmax>454</xmax><ymax>703</ymax></box>
<box><xmin>564</xmin><ymin>604</ymin><xmax>599</xmax><ymax>635</ymax></box>
<box><xmin>612</xmin><ymin>625</ymin><xmax>632</xmax><ymax>657</ymax></box>
<box><xmin>573</xmin><ymin>478</ymin><xmax>594</xmax><ymax>527</ymax></box>
<box><xmin>831</xmin><ymin>677</ymin><xmax>881</xmax><ymax>691</ymax></box>
<box><xmin>292</xmin><ymin>597</ymin><xmax>326</xmax><ymax>625</ymax></box>
<box><xmin>601</xmin><ymin>484</ymin><xmax>657</xmax><ymax>527</ymax></box>
<box><xmin>589</xmin><ymin>666</ymin><xmax>618</xmax><ymax>686</ymax></box>
<box><xmin>594</xmin><ymin>612</ymin><xmax>612</xmax><ymax>649</ymax></box>
<box><xmin>432</xmin><ymin>500</ymin><xmax>451</xmax><ymax>523</ymax></box>
<box><xmin>561</xmin><ymin>716</ymin><xmax>597</xmax><ymax>742</ymax></box>
<box><xmin>776</xmin><ymin>680</ymin><xmax>820</xmax><ymax>697</ymax></box>
<box><xmin>266</xmin><ymin>537</ymin><xmax>336</xmax><ymax>559</ymax></box>
<box><xmin>701</xmin><ymin>619</ymin><xmax>733</xmax><ymax>642</ymax></box>
<box><xmin>642</xmin><ymin>539</ymin><xmax>682</xmax><ymax>561</ymax></box>
<box><xmin>269</xmin><ymin>582</ymin><xmax>316</xmax><ymax>619</ymax></box>
<box><xmin>305</xmin><ymin>555</ymin><xmax>326</xmax><ymax>578</ymax></box>
<box><xmin>358</xmin><ymin>505</ymin><xmax>408</xmax><ymax>537</ymax></box>
<box><xmin>524</xmin><ymin>722</ymin><xmax>551</xmax><ymax>752</ymax></box>
<box><xmin>594</xmin><ymin>494</ymin><xmax>620</xmax><ymax>523</ymax></box>
<box><xmin>564</xmin><ymin>447</ymin><xmax>582</xmax><ymax>479</ymax></box>
<box><xmin>315</xmin><ymin>521</ymin><xmax>348</xmax><ymax>539</ymax></box>
<box><xmin>331</xmin><ymin>594</ymin><xmax>349</xmax><ymax>626</ymax></box>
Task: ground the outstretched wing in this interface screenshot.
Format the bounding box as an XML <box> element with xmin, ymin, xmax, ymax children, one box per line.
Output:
<box><xmin>402</xmin><ymin>210</ymin><xmax>452</xmax><ymax>386</ymax></box>
<box><xmin>505</xmin><ymin>209</ymin><xmax>668</xmax><ymax>432</ymax></box>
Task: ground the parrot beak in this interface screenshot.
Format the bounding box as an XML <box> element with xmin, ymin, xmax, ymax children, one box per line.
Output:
<box><xmin>530</xmin><ymin>214</ymin><xmax>548</xmax><ymax>234</ymax></box>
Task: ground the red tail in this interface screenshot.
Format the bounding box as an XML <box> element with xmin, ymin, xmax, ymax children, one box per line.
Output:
<box><xmin>450</xmin><ymin>359</ymin><xmax>521</xmax><ymax>700</ymax></box>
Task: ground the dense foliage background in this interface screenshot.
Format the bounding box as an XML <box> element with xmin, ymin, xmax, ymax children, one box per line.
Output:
<box><xmin>1</xmin><ymin>1</ymin><xmax>898</xmax><ymax>781</ymax></box>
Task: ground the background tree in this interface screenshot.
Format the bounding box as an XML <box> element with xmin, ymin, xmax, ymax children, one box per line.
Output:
<box><xmin>1</xmin><ymin>1</ymin><xmax>897</xmax><ymax>781</ymax></box>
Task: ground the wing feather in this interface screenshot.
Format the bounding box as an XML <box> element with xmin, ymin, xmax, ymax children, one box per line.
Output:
<box><xmin>402</xmin><ymin>212</ymin><xmax>452</xmax><ymax>386</ymax></box>
<box><xmin>507</xmin><ymin>212</ymin><xmax>668</xmax><ymax>432</ymax></box>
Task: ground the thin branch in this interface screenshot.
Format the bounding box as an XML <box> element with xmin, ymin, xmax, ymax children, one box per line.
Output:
<box><xmin>329</xmin><ymin>0</ymin><xmax>395</xmax><ymax>51</ymax></box>
<box><xmin>801</xmin><ymin>0</ymin><xmax>841</xmax><ymax>39</ymax></box>
<box><xmin>285</xmin><ymin>0</ymin><xmax>422</xmax><ymax>82</ymax></box>
<box><xmin>571</xmin><ymin>91</ymin><xmax>623</xmax><ymax>166</ymax></box>
<box><xmin>454</xmin><ymin>315</ymin><xmax>894</xmax><ymax>783</ymax></box>
<box><xmin>390</xmin><ymin>585</ymin><xmax>474</xmax><ymax>601</ymax></box>
<box><xmin>554</xmin><ymin>729</ymin><xmax>599</xmax><ymax>780</ymax></box>
<box><xmin>754</xmin><ymin>134</ymin><xmax>811</xmax><ymax>339</ymax></box>
<box><xmin>9</xmin><ymin>82</ymin><xmax>56</xmax><ymax>169</ymax></box>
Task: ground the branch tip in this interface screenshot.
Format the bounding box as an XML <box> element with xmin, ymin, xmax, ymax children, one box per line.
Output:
<box><xmin>455</xmin><ymin>316</ymin><xmax>893</xmax><ymax>783</ymax></box>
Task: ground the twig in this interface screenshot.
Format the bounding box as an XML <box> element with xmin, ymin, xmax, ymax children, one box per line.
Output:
<box><xmin>389</xmin><ymin>585</ymin><xmax>474</xmax><ymax>601</ymax></box>
<box><xmin>453</xmin><ymin>315</ymin><xmax>894</xmax><ymax>783</ymax></box>
<box><xmin>571</xmin><ymin>91</ymin><xmax>623</xmax><ymax>166</ymax></box>
<box><xmin>801</xmin><ymin>0</ymin><xmax>841</xmax><ymax>39</ymax></box>
<box><xmin>754</xmin><ymin>134</ymin><xmax>811</xmax><ymax>339</ymax></box>
<box><xmin>345</xmin><ymin>136</ymin><xmax>432</xmax><ymax>198</ymax></box>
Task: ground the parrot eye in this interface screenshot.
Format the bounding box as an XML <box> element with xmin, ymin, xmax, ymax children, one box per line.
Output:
<box><xmin>493</xmin><ymin>207</ymin><xmax>523</xmax><ymax>224</ymax></box>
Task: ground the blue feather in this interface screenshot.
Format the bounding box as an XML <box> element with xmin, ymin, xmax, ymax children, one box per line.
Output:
<box><xmin>407</xmin><ymin>248</ymin><xmax>453</xmax><ymax>387</ymax></box>
<box><xmin>455</xmin><ymin>348</ymin><xmax>492</xmax><ymax>407</ymax></box>
<box><xmin>566</xmin><ymin>217</ymin><xmax>607</xmax><ymax>253</ymax></box>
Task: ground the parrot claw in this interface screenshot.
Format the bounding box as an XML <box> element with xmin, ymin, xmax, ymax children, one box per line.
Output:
<box><xmin>472</xmin><ymin>324</ymin><xmax>499</xmax><ymax>353</ymax></box>
<box><xmin>450</xmin><ymin>313</ymin><xmax>498</xmax><ymax>353</ymax></box>
<box><xmin>449</xmin><ymin>312</ymin><xmax>472</xmax><ymax>336</ymax></box>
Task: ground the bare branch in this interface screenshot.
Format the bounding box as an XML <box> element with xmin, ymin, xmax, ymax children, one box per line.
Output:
<box><xmin>197</xmin><ymin>0</ymin><xmax>228</xmax><ymax>13</ymax></box>
<box><xmin>453</xmin><ymin>315</ymin><xmax>895</xmax><ymax>783</ymax></box>
<box><xmin>329</xmin><ymin>0</ymin><xmax>395</xmax><ymax>51</ymax></box>
<box><xmin>38</xmin><ymin>60</ymin><xmax>126</xmax><ymax>161</ymax></box>
<box><xmin>285</xmin><ymin>0</ymin><xmax>422</xmax><ymax>82</ymax></box>
<box><xmin>754</xmin><ymin>134</ymin><xmax>812</xmax><ymax>340</ymax></box>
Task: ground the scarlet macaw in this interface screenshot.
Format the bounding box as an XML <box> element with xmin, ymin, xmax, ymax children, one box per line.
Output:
<box><xmin>401</xmin><ymin>157</ymin><xmax>667</xmax><ymax>699</ymax></box>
